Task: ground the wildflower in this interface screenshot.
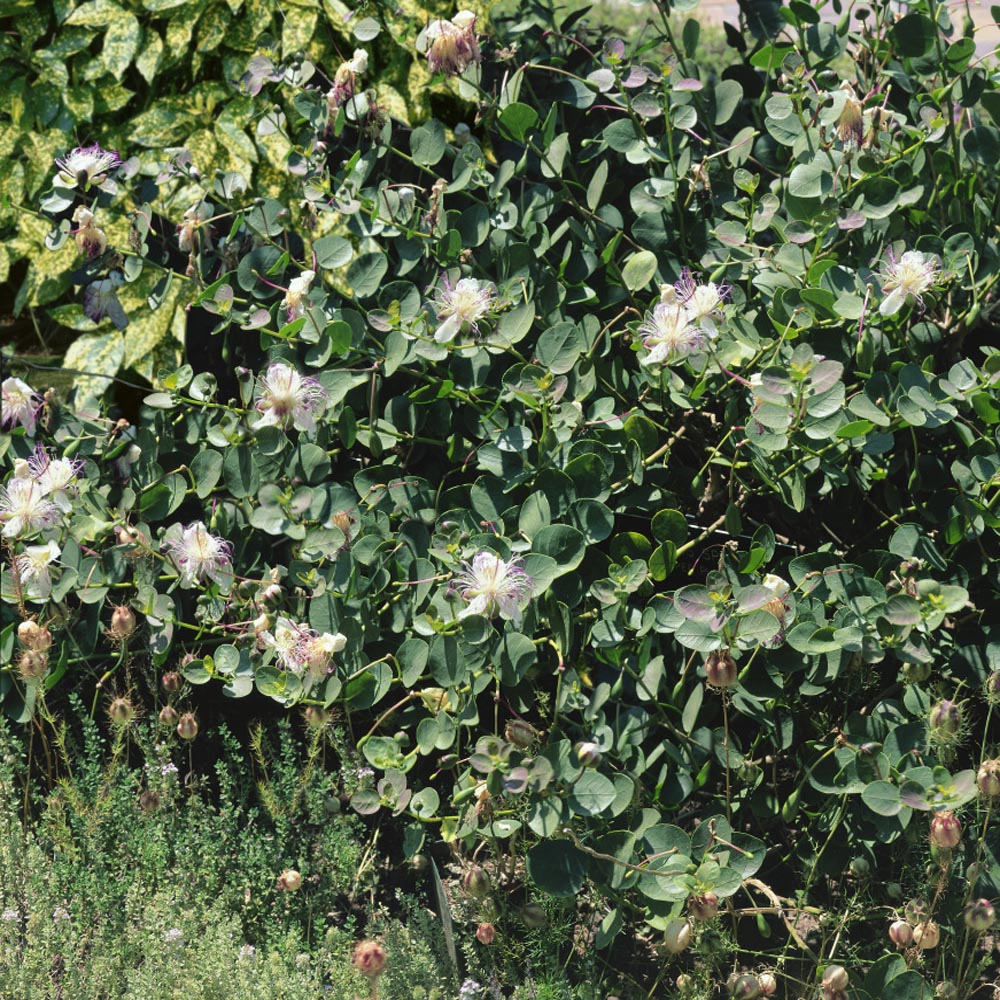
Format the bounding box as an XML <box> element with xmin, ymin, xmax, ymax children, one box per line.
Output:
<box><xmin>429</xmin><ymin>276</ymin><xmax>497</xmax><ymax>343</ymax></box>
<box><xmin>14</xmin><ymin>540</ymin><xmax>61</xmax><ymax>600</ymax></box>
<box><xmin>328</xmin><ymin>49</ymin><xmax>368</xmax><ymax>110</ymax></box>
<box><xmin>52</xmin><ymin>905</ymin><xmax>71</xmax><ymax>924</ymax></box>
<box><xmin>459</xmin><ymin>980</ymin><xmax>483</xmax><ymax>1000</ymax></box>
<box><xmin>252</xmin><ymin>362</ymin><xmax>328</xmax><ymax>433</ymax></box>
<box><xmin>303</xmin><ymin>629</ymin><xmax>346</xmax><ymax>676</ymax></box>
<box><xmin>28</xmin><ymin>447</ymin><xmax>84</xmax><ymax>512</ymax></box>
<box><xmin>177</xmin><ymin>202</ymin><xmax>212</xmax><ymax>253</ymax></box>
<box><xmin>83</xmin><ymin>271</ymin><xmax>129</xmax><ymax>329</ymax></box>
<box><xmin>637</xmin><ymin>302</ymin><xmax>705</xmax><ymax>367</ymax></box>
<box><xmin>878</xmin><ymin>248</ymin><xmax>940</xmax><ymax>316</ymax></box>
<box><xmin>262</xmin><ymin>618</ymin><xmax>345</xmax><ymax>677</ymax></box>
<box><xmin>425</xmin><ymin>11</ymin><xmax>481</xmax><ymax>77</ymax></box>
<box><xmin>1</xmin><ymin>908</ymin><xmax>20</xmax><ymax>923</ymax></box>
<box><xmin>72</xmin><ymin>206</ymin><xmax>108</xmax><ymax>258</ymax></box>
<box><xmin>164</xmin><ymin>927</ymin><xmax>185</xmax><ymax>947</ymax></box>
<box><xmin>672</xmin><ymin>269</ymin><xmax>728</xmax><ymax>336</ymax></box>
<box><xmin>351</xmin><ymin>939</ymin><xmax>387</xmax><ymax>979</ymax></box>
<box><xmin>453</xmin><ymin>551</ymin><xmax>533</xmax><ymax>627</ymax></box>
<box><xmin>2</xmin><ymin>377</ymin><xmax>42</xmax><ymax>435</ymax></box>
<box><xmin>836</xmin><ymin>82</ymin><xmax>865</xmax><ymax>151</ymax></box>
<box><xmin>0</xmin><ymin>478</ymin><xmax>60</xmax><ymax>538</ymax></box>
<box><xmin>54</xmin><ymin>143</ymin><xmax>121</xmax><ymax>188</ymax></box>
<box><xmin>238</xmin><ymin>944</ymin><xmax>257</xmax><ymax>962</ymax></box>
<box><xmin>163</xmin><ymin>521</ymin><xmax>233</xmax><ymax>588</ymax></box>
<box><xmin>283</xmin><ymin>269</ymin><xmax>315</xmax><ymax>323</ymax></box>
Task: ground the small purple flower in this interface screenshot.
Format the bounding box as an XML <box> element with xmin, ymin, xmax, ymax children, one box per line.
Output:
<box><xmin>429</xmin><ymin>276</ymin><xmax>497</xmax><ymax>343</ymax></box>
<box><xmin>83</xmin><ymin>272</ymin><xmax>128</xmax><ymax>330</ymax></box>
<box><xmin>2</xmin><ymin>377</ymin><xmax>42</xmax><ymax>435</ymax></box>
<box><xmin>453</xmin><ymin>551</ymin><xmax>533</xmax><ymax>628</ymax></box>
<box><xmin>55</xmin><ymin>143</ymin><xmax>121</xmax><ymax>188</ymax></box>
<box><xmin>252</xmin><ymin>361</ymin><xmax>328</xmax><ymax>433</ymax></box>
<box><xmin>163</xmin><ymin>522</ymin><xmax>233</xmax><ymax>589</ymax></box>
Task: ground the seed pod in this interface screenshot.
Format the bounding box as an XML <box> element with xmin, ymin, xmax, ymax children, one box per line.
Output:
<box><xmin>963</xmin><ymin>898</ymin><xmax>995</xmax><ymax>932</ymax></box>
<box><xmin>756</xmin><ymin>973</ymin><xmax>777</xmax><ymax>996</ymax></box>
<box><xmin>688</xmin><ymin>892</ymin><xmax>719</xmax><ymax>921</ymax></box>
<box><xmin>849</xmin><ymin>857</ymin><xmax>870</xmax><ymax>878</ymax></box>
<box><xmin>929</xmin><ymin>810</ymin><xmax>961</xmax><ymax>850</ymax></box>
<box><xmin>662</xmin><ymin>918</ymin><xmax>691</xmax><ymax>954</ymax></box>
<box><xmin>822</xmin><ymin>966</ymin><xmax>849</xmax><ymax>992</ymax></box>
<box><xmin>176</xmin><ymin>712</ymin><xmax>198</xmax><ymax>740</ymax></box>
<box><xmin>889</xmin><ymin>920</ymin><xmax>913</xmax><ymax>947</ymax></box>
<box><xmin>462</xmin><ymin>866</ymin><xmax>490</xmax><ymax>898</ymax></box>
<box><xmin>886</xmin><ymin>882</ymin><xmax>903</xmax><ymax>900</ymax></box>
<box><xmin>277</xmin><ymin>869</ymin><xmax>303</xmax><ymax>891</ymax></box>
<box><xmin>705</xmin><ymin>650</ymin><xmax>738</xmax><ymax>688</ymax></box>
<box><xmin>912</xmin><ymin>920</ymin><xmax>940</xmax><ymax>949</ymax></box>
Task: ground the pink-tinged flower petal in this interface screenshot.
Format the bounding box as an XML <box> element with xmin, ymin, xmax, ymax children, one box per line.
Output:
<box><xmin>453</xmin><ymin>551</ymin><xmax>533</xmax><ymax>628</ymax></box>
<box><xmin>163</xmin><ymin>522</ymin><xmax>233</xmax><ymax>589</ymax></box>
<box><xmin>2</xmin><ymin>377</ymin><xmax>42</xmax><ymax>435</ymax></box>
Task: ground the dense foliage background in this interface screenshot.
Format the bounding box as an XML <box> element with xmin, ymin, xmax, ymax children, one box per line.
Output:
<box><xmin>3</xmin><ymin>0</ymin><xmax>1000</xmax><ymax>997</ymax></box>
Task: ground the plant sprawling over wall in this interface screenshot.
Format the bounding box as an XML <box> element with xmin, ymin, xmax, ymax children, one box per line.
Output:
<box><xmin>3</xmin><ymin>0</ymin><xmax>1000</xmax><ymax>995</ymax></box>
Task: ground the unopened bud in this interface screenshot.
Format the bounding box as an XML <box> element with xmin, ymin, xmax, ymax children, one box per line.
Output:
<box><xmin>109</xmin><ymin>605</ymin><xmax>137</xmax><ymax>639</ymax></box>
<box><xmin>822</xmin><ymin>966</ymin><xmax>849</xmax><ymax>992</ymax></box>
<box><xmin>351</xmin><ymin>939</ymin><xmax>387</xmax><ymax>978</ymax></box>
<box><xmin>928</xmin><ymin>699</ymin><xmax>962</xmax><ymax>739</ymax></box>
<box><xmin>705</xmin><ymin>649</ymin><xmax>738</xmax><ymax>688</ymax></box>
<box><xmin>729</xmin><ymin>974</ymin><xmax>760</xmax><ymax>999</ymax></box>
<box><xmin>462</xmin><ymin>866</ymin><xmax>490</xmax><ymax>898</ymax></box>
<box><xmin>912</xmin><ymin>920</ymin><xmax>940</xmax><ymax>949</ymax></box>
<box><xmin>977</xmin><ymin>759</ymin><xmax>1000</xmax><ymax>798</ymax></box>
<box><xmin>162</xmin><ymin>671</ymin><xmax>182</xmax><ymax>693</ymax></box>
<box><xmin>139</xmin><ymin>789</ymin><xmax>160</xmax><ymax>813</ymax></box>
<box><xmin>18</xmin><ymin>620</ymin><xmax>52</xmax><ymax>651</ymax></box>
<box><xmin>303</xmin><ymin>706</ymin><xmax>330</xmax><ymax>729</ymax></box>
<box><xmin>963</xmin><ymin>898</ymin><xmax>995</xmax><ymax>932</ymax></box>
<box><xmin>889</xmin><ymin>920</ymin><xmax>913</xmax><ymax>947</ymax></box>
<box><xmin>176</xmin><ymin>712</ymin><xmax>198</xmax><ymax>740</ymax></box>
<box><xmin>757</xmin><ymin>972</ymin><xmax>777</xmax><ymax>996</ymax></box>
<box><xmin>576</xmin><ymin>741</ymin><xmax>602</xmax><ymax>767</ymax></box>
<box><xmin>159</xmin><ymin>705</ymin><xmax>179</xmax><ymax>726</ymax></box>
<box><xmin>277</xmin><ymin>868</ymin><xmax>303</xmax><ymax>891</ymax></box>
<box><xmin>849</xmin><ymin>856</ymin><xmax>870</xmax><ymax>878</ymax></box>
<box><xmin>689</xmin><ymin>891</ymin><xmax>719</xmax><ymax>921</ymax></box>
<box><xmin>984</xmin><ymin>669</ymin><xmax>1000</xmax><ymax>704</ymax></box>
<box><xmin>520</xmin><ymin>903</ymin><xmax>547</xmax><ymax>928</ymax></box>
<box><xmin>902</xmin><ymin>660</ymin><xmax>931</xmax><ymax>683</ymax></box>
<box><xmin>18</xmin><ymin>648</ymin><xmax>49</xmax><ymax>680</ymax></box>
<box><xmin>475</xmin><ymin>921</ymin><xmax>495</xmax><ymax>945</ymax></box>
<box><xmin>108</xmin><ymin>697</ymin><xmax>135</xmax><ymax>726</ymax></box>
<box><xmin>662</xmin><ymin>918</ymin><xmax>691</xmax><ymax>954</ymax></box>
<box><xmin>454</xmin><ymin>122</ymin><xmax>472</xmax><ymax>147</ymax></box>
<box><xmin>929</xmin><ymin>810</ymin><xmax>962</xmax><ymax>850</ymax></box>
<box><xmin>505</xmin><ymin>718</ymin><xmax>537</xmax><ymax>749</ymax></box>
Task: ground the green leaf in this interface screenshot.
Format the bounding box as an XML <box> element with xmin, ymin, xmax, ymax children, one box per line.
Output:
<box><xmin>621</xmin><ymin>250</ymin><xmax>658</xmax><ymax>291</ymax></box>
<box><xmin>63</xmin><ymin>331</ymin><xmax>125</xmax><ymax>408</ymax></box>
<box><xmin>499</xmin><ymin>102</ymin><xmax>538</xmax><ymax>142</ymax></box>
<box><xmin>346</xmin><ymin>251</ymin><xmax>388</xmax><ymax>298</ymax></box>
<box><xmin>410</xmin><ymin>119</ymin><xmax>446</xmax><ymax>166</ymax></box>
<box><xmin>190</xmin><ymin>449</ymin><xmax>223</xmax><ymax>499</ymax></box>
<box><xmin>569</xmin><ymin>770</ymin><xmax>617</xmax><ymax>816</ymax></box>
<box><xmin>313</xmin><ymin>235</ymin><xmax>353</xmax><ymax>269</ymax></box>
<box><xmin>101</xmin><ymin>13</ymin><xmax>140</xmax><ymax>78</ymax></box>
<box><xmin>533</xmin><ymin>525</ymin><xmax>586</xmax><ymax>574</ymax></box>
<box><xmin>526</xmin><ymin>840</ymin><xmax>588</xmax><ymax>896</ymax></box>
<box><xmin>862</xmin><ymin>780</ymin><xmax>902</xmax><ymax>817</ymax></box>
<box><xmin>889</xmin><ymin>13</ymin><xmax>938</xmax><ymax>57</ymax></box>
<box><xmin>223</xmin><ymin>446</ymin><xmax>260</xmax><ymax>499</ymax></box>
